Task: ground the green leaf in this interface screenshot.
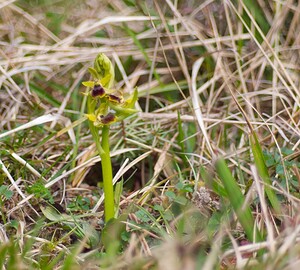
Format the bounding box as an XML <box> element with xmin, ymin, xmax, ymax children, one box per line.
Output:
<box><xmin>40</xmin><ymin>204</ymin><xmax>63</xmax><ymax>222</ymax></box>
<box><xmin>0</xmin><ymin>185</ymin><xmax>13</xmax><ymax>199</ymax></box>
<box><xmin>264</xmin><ymin>151</ymin><xmax>275</xmax><ymax>167</ymax></box>
<box><xmin>207</xmin><ymin>211</ymin><xmax>224</xmax><ymax>239</ymax></box>
<box><xmin>153</xmin><ymin>204</ymin><xmax>164</xmax><ymax>211</ymax></box>
<box><xmin>40</xmin><ymin>204</ymin><xmax>100</xmax><ymax>248</ymax></box>
<box><xmin>9</xmin><ymin>220</ymin><xmax>19</xmax><ymax>230</ymax></box>
<box><xmin>165</xmin><ymin>190</ymin><xmax>176</xmax><ymax>200</ymax></box>
<box><xmin>276</xmin><ymin>164</ymin><xmax>284</xmax><ymax>175</ymax></box>
<box><xmin>101</xmin><ymin>214</ymin><xmax>127</xmax><ymax>255</ymax></box>
<box><xmin>135</xmin><ymin>209</ymin><xmax>151</xmax><ymax>222</ymax></box>
<box><xmin>281</xmin><ymin>147</ymin><xmax>293</xmax><ymax>156</ymax></box>
<box><xmin>174</xmin><ymin>196</ymin><xmax>188</xmax><ymax>205</ymax></box>
<box><xmin>27</xmin><ymin>181</ymin><xmax>54</xmax><ymax>203</ymax></box>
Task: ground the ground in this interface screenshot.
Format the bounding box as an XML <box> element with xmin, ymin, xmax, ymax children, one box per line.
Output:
<box><xmin>0</xmin><ymin>0</ymin><xmax>300</xmax><ymax>269</ymax></box>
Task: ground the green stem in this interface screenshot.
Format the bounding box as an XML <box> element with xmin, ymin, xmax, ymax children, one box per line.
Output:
<box><xmin>100</xmin><ymin>125</ymin><xmax>115</xmax><ymax>222</ymax></box>
<box><xmin>87</xmin><ymin>93</ymin><xmax>114</xmax><ymax>221</ymax></box>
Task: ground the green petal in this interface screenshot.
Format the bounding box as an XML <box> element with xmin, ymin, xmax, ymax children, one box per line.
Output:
<box><xmin>88</xmin><ymin>67</ymin><xmax>100</xmax><ymax>80</ymax></box>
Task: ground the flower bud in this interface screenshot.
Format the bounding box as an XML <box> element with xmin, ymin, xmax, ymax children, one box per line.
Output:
<box><xmin>93</xmin><ymin>53</ymin><xmax>115</xmax><ymax>88</ymax></box>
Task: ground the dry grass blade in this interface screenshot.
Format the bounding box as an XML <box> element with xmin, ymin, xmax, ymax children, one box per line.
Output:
<box><xmin>191</xmin><ymin>58</ymin><xmax>214</xmax><ymax>156</ymax></box>
<box><xmin>0</xmin><ymin>114</ymin><xmax>58</xmax><ymax>139</ymax></box>
<box><xmin>0</xmin><ymin>0</ymin><xmax>300</xmax><ymax>268</ymax></box>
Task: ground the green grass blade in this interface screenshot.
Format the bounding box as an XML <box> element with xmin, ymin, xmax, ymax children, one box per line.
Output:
<box><xmin>177</xmin><ymin>111</ymin><xmax>189</xmax><ymax>169</ymax></box>
<box><xmin>249</xmin><ymin>131</ymin><xmax>281</xmax><ymax>215</ymax></box>
<box><xmin>114</xmin><ymin>179</ymin><xmax>124</xmax><ymax>217</ymax></box>
<box><xmin>215</xmin><ymin>158</ymin><xmax>263</xmax><ymax>242</ymax></box>
<box><xmin>123</xmin><ymin>24</ymin><xmax>161</xmax><ymax>84</ymax></box>
<box><xmin>242</xmin><ymin>0</ymin><xmax>270</xmax><ymax>34</ymax></box>
<box><xmin>177</xmin><ymin>111</ymin><xmax>185</xmax><ymax>153</ymax></box>
<box><xmin>29</xmin><ymin>83</ymin><xmax>61</xmax><ymax>107</ymax></box>
<box><xmin>138</xmin><ymin>80</ymin><xmax>188</xmax><ymax>97</ymax></box>
<box><xmin>0</xmin><ymin>243</ymin><xmax>9</xmax><ymax>268</ymax></box>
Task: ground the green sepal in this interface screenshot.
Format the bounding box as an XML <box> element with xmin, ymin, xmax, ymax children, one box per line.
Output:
<box><xmin>125</xmin><ymin>87</ymin><xmax>138</xmax><ymax>108</ymax></box>
<box><xmin>100</xmin><ymin>74</ymin><xmax>113</xmax><ymax>89</ymax></box>
<box><xmin>109</xmin><ymin>102</ymin><xmax>138</xmax><ymax>115</ymax></box>
<box><xmin>82</xmin><ymin>81</ymin><xmax>95</xmax><ymax>88</ymax></box>
<box><xmin>96</xmin><ymin>102</ymin><xmax>109</xmax><ymax>116</ymax></box>
<box><xmin>85</xmin><ymin>113</ymin><xmax>97</xmax><ymax>122</ymax></box>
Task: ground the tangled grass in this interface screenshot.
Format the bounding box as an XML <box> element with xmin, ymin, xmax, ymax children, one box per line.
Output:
<box><xmin>0</xmin><ymin>0</ymin><xmax>300</xmax><ymax>269</ymax></box>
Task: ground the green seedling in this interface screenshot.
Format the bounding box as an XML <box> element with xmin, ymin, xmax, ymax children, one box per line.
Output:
<box><xmin>82</xmin><ymin>53</ymin><xmax>138</xmax><ymax>222</ymax></box>
<box><xmin>0</xmin><ymin>185</ymin><xmax>13</xmax><ymax>223</ymax></box>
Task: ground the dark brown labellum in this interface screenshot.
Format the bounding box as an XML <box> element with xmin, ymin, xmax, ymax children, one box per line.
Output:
<box><xmin>100</xmin><ymin>112</ymin><xmax>116</xmax><ymax>124</ymax></box>
<box><xmin>108</xmin><ymin>94</ymin><xmax>122</xmax><ymax>103</ymax></box>
<box><xmin>91</xmin><ymin>84</ymin><xmax>105</xmax><ymax>98</ymax></box>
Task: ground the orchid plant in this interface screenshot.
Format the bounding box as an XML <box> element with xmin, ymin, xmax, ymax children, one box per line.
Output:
<box><xmin>83</xmin><ymin>53</ymin><xmax>138</xmax><ymax>222</ymax></box>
